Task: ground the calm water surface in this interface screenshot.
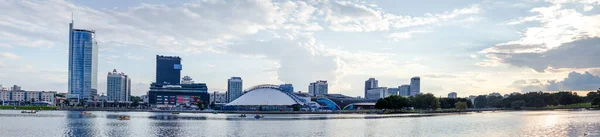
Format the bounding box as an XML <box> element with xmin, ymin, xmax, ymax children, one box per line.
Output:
<box><xmin>0</xmin><ymin>110</ymin><xmax>599</xmax><ymax>137</ymax></box>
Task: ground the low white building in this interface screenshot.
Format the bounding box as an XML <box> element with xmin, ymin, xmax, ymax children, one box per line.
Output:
<box><xmin>0</xmin><ymin>90</ymin><xmax>57</xmax><ymax>105</ymax></box>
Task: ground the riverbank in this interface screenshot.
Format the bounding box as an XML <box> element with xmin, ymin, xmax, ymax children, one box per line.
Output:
<box><xmin>0</xmin><ymin>106</ymin><xmax>57</xmax><ymax>110</ymax></box>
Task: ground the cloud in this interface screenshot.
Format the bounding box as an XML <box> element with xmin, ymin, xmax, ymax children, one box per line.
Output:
<box><xmin>484</xmin><ymin>38</ymin><xmax>600</xmax><ymax>72</ymax></box>
<box><xmin>323</xmin><ymin>1</ymin><xmax>480</xmax><ymax>32</ymax></box>
<box><xmin>0</xmin><ymin>52</ymin><xmax>19</xmax><ymax>59</ymax></box>
<box><xmin>0</xmin><ymin>0</ymin><xmax>323</xmax><ymax>53</ymax></box>
<box><xmin>511</xmin><ymin>71</ymin><xmax>600</xmax><ymax>91</ymax></box>
<box><xmin>227</xmin><ymin>32</ymin><xmax>337</xmax><ymax>88</ymax></box>
<box><xmin>424</xmin><ymin>74</ymin><xmax>457</xmax><ymax>79</ymax></box>
<box><xmin>481</xmin><ymin>1</ymin><xmax>600</xmax><ymax>70</ymax></box>
<box><xmin>388</xmin><ymin>29</ymin><xmax>432</xmax><ymax>40</ymax></box>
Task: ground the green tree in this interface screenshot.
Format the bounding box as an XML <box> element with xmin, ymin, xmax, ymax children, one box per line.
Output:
<box><xmin>410</xmin><ymin>93</ymin><xmax>439</xmax><ymax>110</ymax></box>
<box><xmin>196</xmin><ymin>101</ymin><xmax>204</xmax><ymax>110</ymax></box>
<box><xmin>533</xmin><ymin>98</ymin><xmax>546</xmax><ymax>108</ymax></box>
<box><xmin>375</xmin><ymin>98</ymin><xmax>389</xmax><ymax>109</ymax></box>
<box><xmin>292</xmin><ymin>104</ymin><xmax>301</xmax><ymax>111</ymax></box>
<box><xmin>592</xmin><ymin>98</ymin><xmax>600</xmax><ymax>108</ymax></box>
<box><xmin>511</xmin><ymin>100</ymin><xmax>526</xmax><ymax>109</ymax></box>
<box><xmin>384</xmin><ymin>95</ymin><xmax>409</xmax><ymax>109</ymax></box>
<box><xmin>474</xmin><ymin>95</ymin><xmax>487</xmax><ymax>108</ymax></box>
<box><xmin>455</xmin><ymin>101</ymin><xmax>468</xmax><ymax>111</ymax></box>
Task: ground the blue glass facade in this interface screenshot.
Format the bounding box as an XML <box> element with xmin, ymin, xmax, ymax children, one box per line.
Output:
<box><xmin>68</xmin><ymin>21</ymin><xmax>98</xmax><ymax>100</ymax></box>
<box><xmin>156</xmin><ymin>55</ymin><xmax>181</xmax><ymax>85</ymax></box>
<box><xmin>279</xmin><ymin>84</ymin><xmax>294</xmax><ymax>92</ymax></box>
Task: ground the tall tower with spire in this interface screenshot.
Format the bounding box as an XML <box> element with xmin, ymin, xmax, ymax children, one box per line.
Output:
<box><xmin>68</xmin><ymin>14</ymin><xmax>99</xmax><ymax>101</ymax></box>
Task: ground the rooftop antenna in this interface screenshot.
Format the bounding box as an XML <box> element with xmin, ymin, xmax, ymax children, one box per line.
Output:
<box><xmin>71</xmin><ymin>12</ymin><xmax>74</xmax><ymax>23</ymax></box>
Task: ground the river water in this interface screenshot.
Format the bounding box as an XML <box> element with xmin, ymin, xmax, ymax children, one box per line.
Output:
<box><xmin>0</xmin><ymin>110</ymin><xmax>599</xmax><ymax>137</ymax></box>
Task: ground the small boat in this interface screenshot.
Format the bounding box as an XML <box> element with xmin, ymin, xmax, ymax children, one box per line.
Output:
<box><xmin>239</xmin><ymin>114</ymin><xmax>247</xmax><ymax>117</ymax></box>
<box><xmin>118</xmin><ymin>116</ymin><xmax>130</xmax><ymax>120</ymax></box>
<box><xmin>21</xmin><ymin>110</ymin><xmax>36</xmax><ymax>114</ymax></box>
<box><xmin>80</xmin><ymin>112</ymin><xmax>92</xmax><ymax>115</ymax></box>
<box><xmin>254</xmin><ymin>114</ymin><xmax>264</xmax><ymax>119</ymax></box>
<box><xmin>172</xmin><ymin>112</ymin><xmax>180</xmax><ymax>114</ymax></box>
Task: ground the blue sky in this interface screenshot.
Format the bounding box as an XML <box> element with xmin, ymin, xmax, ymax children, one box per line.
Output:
<box><xmin>1</xmin><ymin>0</ymin><xmax>600</xmax><ymax>97</ymax></box>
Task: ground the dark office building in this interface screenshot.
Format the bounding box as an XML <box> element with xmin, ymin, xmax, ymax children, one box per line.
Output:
<box><xmin>156</xmin><ymin>55</ymin><xmax>181</xmax><ymax>85</ymax></box>
<box><xmin>148</xmin><ymin>83</ymin><xmax>209</xmax><ymax>108</ymax></box>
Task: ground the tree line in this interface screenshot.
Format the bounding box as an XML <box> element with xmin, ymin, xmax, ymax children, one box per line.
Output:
<box><xmin>375</xmin><ymin>94</ymin><xmax>472</xmax><ymax>110</ymax></box>
<box><xmin>375</xmin><ymin>89</ymin><xmax>600</xmax><ymax>110</ymax></box>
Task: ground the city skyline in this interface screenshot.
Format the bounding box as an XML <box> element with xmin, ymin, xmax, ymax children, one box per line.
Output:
<box><xmin>1</xmin><ymin>0</ymin><xmax>600</xmax><ymax>98</ymax></box>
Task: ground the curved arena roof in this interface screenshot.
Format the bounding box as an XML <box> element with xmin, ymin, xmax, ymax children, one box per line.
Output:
<box><xmin>226</xmin><ymin>84</ymin><xmax>305</xmax><ymax>106</ymax></box>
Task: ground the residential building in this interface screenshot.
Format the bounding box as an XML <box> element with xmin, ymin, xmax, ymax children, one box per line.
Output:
<box><xmin>227</xmin><ymin>77</ymin><xmax>243</xmax><ymax>102</ymax></box>
<box><xmin>279</xmin><ymin>84</ymin><xmax>294</xmax><ymax>92</ymax></box>
<box><xmin>366</xmin><ymin>87</ymin><xmax>388</xmax><ymax>99</ymax></box>
<box><xmin>107</xmin><ymin>69</ymin><xmax>130</xmax><ymax>102</ymax></box>
<box><xmin>399</xmin><ymin>85</ymin><xmax>410</xmax><ymax>97</ymax></box>
<box><xmin>448</xmin><ymin>92</ymin><xmax>457</xmax><ymax>98</ymax></box>
<box><xmin>156</xmin><ymin>55</ymin><xmax>182</xmax><ymax>85</ymax></box>
<box><xmin>0</xmin><ymin>88</ymin><xmax>56</xmax><ymax>105</ymax></box>
<box><xmin>410</xmin><ymin>77</ymin><xmax>421</xmax><ymax>96</ymax></box>
<box><xmin>364</xmin><ymin>78</ymin><xmax>378</xmax><ymax>98</ymax></box>
<box><xmin>308</xmin><ymin>80</ymin><xmax>328</xmax><ymax>97</ymax></box>
<box><xmin>68</xmin><ymin>17</ymin><xmax>98</xmax><ymax>101</ymax></box>
<box><xmin>10</xmin><ymin>85</ymin><xmax>21</xmax><ymax>91</ymax></box>
<box><xmin>210</xmin><ymin>91</ymin><xmax>227</xmax><ymax>104</ymax></box>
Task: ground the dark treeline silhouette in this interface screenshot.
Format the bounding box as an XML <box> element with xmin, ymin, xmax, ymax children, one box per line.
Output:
<box><xmin>375</xmin><ymin>94</ymin><xmax>472</xmax><ymax>110</ymax></box>
<box><xmin>475</xmin><ymin>90</ymin><xmax>600</xmax><ymax>109</ymax></box>
<box><xmin>375</xmin><ymin>89</ymin><xmax>600</xmax><ymax>110</ymax></box>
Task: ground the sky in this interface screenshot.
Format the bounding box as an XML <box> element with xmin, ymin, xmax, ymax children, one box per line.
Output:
<box><xmin>1</xmin><ymin>0</ymin><xmax>600</xmax><ymax>97</ymax></box>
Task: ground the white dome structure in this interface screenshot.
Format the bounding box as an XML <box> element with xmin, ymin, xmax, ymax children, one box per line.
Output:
<box><xmin>226</xmin><ymin>84</ymin><xmax>305</xmax><ymax>106</ymax></box>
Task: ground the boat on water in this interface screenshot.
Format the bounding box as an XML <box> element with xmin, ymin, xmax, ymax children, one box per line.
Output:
<box><xmin>239</xmin><ymin>114</ymin><xmax>247</xmax><ymax>117</ymax></box>
<box><xmin>172</xmin><ymin>112</ymin><xmax>180</xmax><ymax>114</ymax></box>
<box><xmin>21</xmin><ymin>110</ymin><xmax>36</xmax><ymax>114</ymax></box>
<box><xmin>80</xmin><ymin>112</ymin><xmax>92</xmax><ymax>115</ymax></box>
<box><xmin>254</xmin><ymin>114</ymin><xmax>264</xmax><ymax>119</ymax></box>
<box><xmin>118</xmin><ymin>116</ymin><xmax>130</xmax><ymax>120</ymax></box>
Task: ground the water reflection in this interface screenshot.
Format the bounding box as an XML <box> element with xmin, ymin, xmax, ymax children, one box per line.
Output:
<box><xmin>150</xmin><ymin>116</ymin><xmax>183</xmax><ymax>137</ymax></box>
<box><xmin>105</xmin><ymin>114</ymin><xmax>132</xmax><ymax>137</ymax></box>
<box><xmin>63</xmin><ymin>111</ymin><xmax>100</xmax><ymax>136</ymax></box>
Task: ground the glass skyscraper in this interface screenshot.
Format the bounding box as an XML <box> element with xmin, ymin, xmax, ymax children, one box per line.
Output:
<box><xmin>156</xmin><ymin>55</ymin><xmax>182</xmax><ymax>85</ymax></box>
<box><xmin>68</xmin><ymin>19</ymin><xmax>98</xmax><ymax>100</ymax></box>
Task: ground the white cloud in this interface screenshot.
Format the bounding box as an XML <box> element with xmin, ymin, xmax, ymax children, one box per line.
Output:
<box><xmin>0</xmin><ymin>52</ymin><xmax>19</xmax><ymax>59</ymax></box>
<box><xmin>323</xmin><ymin>1</ymin><xmax>480</xmax><ymax>32</ymax></box>
<box><xmin>584</xmin><ymin>5</ymin><xmax>594</xmax><ymax>11</ymax></box>
<box><xmin>388</xmin><ymin>29</ymin><xmax>432</xmax><ymax>40</ymax></box>
<box><xmin>481</xmin><ymin>1</ymin><xmax>600</xmax><ymax>70</ymax></box>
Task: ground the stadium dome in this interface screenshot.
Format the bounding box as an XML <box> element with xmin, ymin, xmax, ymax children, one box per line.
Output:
<box><xmin>226</xmin><ymin>84</ymin><xmax>306</xmax><ymax>106</ymax></box>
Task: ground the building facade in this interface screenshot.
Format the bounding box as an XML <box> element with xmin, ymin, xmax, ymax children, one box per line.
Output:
<box><xmin>366</xmin><ymin>87</ymin><xmax>388</xmax><ymax>99</ymax></box>
<box><xmin>399</xmin><ymin>85</ymin><xmax>411</xmax><ymax>97</ymax></box>
<box><xmin>156</xmin><ymin>55</ymin><xmax>181</xmax><ymax>85</ymax></box>
<box><xmin>227</xmin><ymin>77</ymin><xmax>243</xmax><ymax>103</ymax></box>
<box><xmin>68</xmin><ymin>18</ymin><xmax>98</xmax><ymax>100</ymax></box>
<box><xmin>309</xmin><ymin>80</ymin><xmax>328</xmax><ymax>97</ymax></box>
<box><xmin>387</xmin><ymin>88</ymin><xmax>399</xmax><ymax>96</ymax></box>
<box><xmin>364</xmin><ymin>78</ymin><xmax>378</xmax><ymax>98</ymax></box>
<box><xmin>107</xmin><ymin>69</ymin><xmax>130</xmax><ymax>102</ymax></box>
<box><xmin>0</xmin><ymin>89</ymin><xmax>56</xmax><ymax>105</ymax></box>
<box><xmin>210</xmin><ymin>91</ymin><xmax>227</xmax><ymax>104</ymax></box>
<box><xmin>448</xmin><ymin>92</ymin><xmax>457</xmax><ymax>98</ymax></box>
<box><xmin>148</xmin><ymin>82</ymin><xmax>209</xmax><ymax>108</ymax></box>
<box><xmin>410</xmin><ymin>77</ymin><xmax>421</xmax><ymax>96</ymax></box>
<box><xmin>279</xmin><ymin>84</ymin><xmax>294</xmax><ymax>92</ymax></box>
